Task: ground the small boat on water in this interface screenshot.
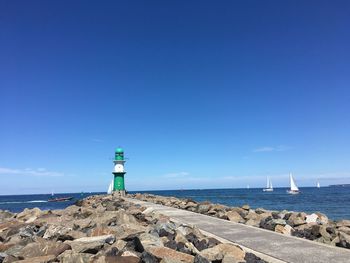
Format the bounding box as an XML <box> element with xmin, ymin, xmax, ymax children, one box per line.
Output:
<box><xmin>287</xmin><ymin>173</ymin><xmax>300</xmax><ymax>194</ymax></box>
<box><xmin>263</xmin><ymin>177</ymin><xmax>273</xmax><ymax>192</ymax></box>
<box><xmin>48</xmin><ymin>197</ymin><xmax>74</xmax><ymax>202</ymax></box>
<box><xmin>317</xmin><ymin>181</ymin><xmax>320</xmax><ymax>188</ymax></box>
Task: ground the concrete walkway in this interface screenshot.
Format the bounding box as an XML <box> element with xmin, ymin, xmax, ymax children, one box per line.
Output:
<box><xmin>126</xmin><ymin>198</ymin><xmax>350</xmax><ymax>263</ymax></box>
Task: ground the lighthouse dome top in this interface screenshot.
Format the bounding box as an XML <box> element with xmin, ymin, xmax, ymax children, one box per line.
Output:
<box><xmin>115</xmin><ymin>147</ymin><xmax>124</xmax><ymax>153</ymax></box>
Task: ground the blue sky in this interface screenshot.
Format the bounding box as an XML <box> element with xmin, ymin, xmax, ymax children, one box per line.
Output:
<box><xmin>1</xmin><ymin>1</ymin><xmax>350</xmax><ymax>194</ymax></box>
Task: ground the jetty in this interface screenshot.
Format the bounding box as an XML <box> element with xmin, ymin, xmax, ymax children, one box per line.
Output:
<box><xmin>127</xmin><ymin>198</ymin><xmax>350</xmax><ymax>263</ymax></box>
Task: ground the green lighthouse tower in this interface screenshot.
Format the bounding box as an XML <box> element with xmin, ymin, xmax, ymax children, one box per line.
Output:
<box><xmin>112</xmin><ymin>147</ymin><xmax>126</xmax><ymax>196</ymax></box>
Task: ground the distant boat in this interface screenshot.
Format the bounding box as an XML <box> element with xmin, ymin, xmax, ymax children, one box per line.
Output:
<box><xmin>107</xmin><ymin>180</ymin><xmax>113</xmax><ymax>194</ymax></box>
<box><xmin>247</xmin><ymin>185</ymin><xmax>250</xmax><ymax>189</ymax></box>
<box><xmin>48</xmin><ymin>197</ymin><xmax>73</xmax><ymax>202</ymax></box>
<box><xmin>263</xmin><ymin>177</ymin><xmax>273</xmax><ymax>192</ymax></box>
<box><xmin>51</xmin><ymin>190</ymin><xmax>54</xmax><ymax>197</ymax></box>
<box><xmin>287</xmin><ymin>173</ymin><xmax>300</xmax><ymax>194</ymax></box>
<box><xmin>317</xmin><ymin>181</ymin><xmax>320</xmax><ymax>188</ymax></box>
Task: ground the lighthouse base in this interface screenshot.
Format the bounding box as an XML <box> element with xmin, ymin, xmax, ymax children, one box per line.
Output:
<box><xmin>112</xmin><ymin>190</ymin><xmax>126</xmax><ymax>197</ymax></box>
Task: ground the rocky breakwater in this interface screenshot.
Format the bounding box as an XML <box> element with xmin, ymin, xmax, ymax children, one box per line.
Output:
<box><xmin>0</xmin><ymin>194</ymin><xmax>266</xmax><ymax>263</ymax></box>
<box><xmin>129</xmin><ymin>193</ymin><xmax>350</xmax><ymax>250</ymax></box>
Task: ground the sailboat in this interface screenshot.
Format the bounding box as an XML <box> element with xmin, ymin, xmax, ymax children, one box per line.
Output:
<box><xmin>263</xmin><ymin>177</ymin><xmax>273</xmax><ymax>192</ymax></box>
<box><xmin>317</xmin><ymin>181</ymin><xmax>320</xmax><ymax>188</ymax></box>
<box><xmin>107</xmin><ymin>180</ymin><xmax>113</xmax><ymax>194</ymax></box>
<box><xmin>287</xmin><ymin>173</ymin><xmax>300</xmax><ymax>194</ymax></box>
<box><xmin>247</xmin><ymin>184</ymin><xmax>250</xmax><ymax>189</ymax></box>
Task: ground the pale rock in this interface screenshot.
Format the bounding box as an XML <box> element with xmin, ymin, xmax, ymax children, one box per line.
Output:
<box><xmin>199</xmin><ymin>243</ymin><xmax>245</xmax><ymax>262</ymax></box>
<box><xmin>43</xmin><ymin>225</ymin><xmax>72</xmax><ymax>240</ymax></box>
<box><xmin>19</xmin><ymin>238</ymin><xmax>71</xmax><ymax>258</ymax></box>
<box><xmin>147</xmin><ymin>246</ymin><xmax>194</xmax><ymax>263</ymax></box>
<box><xmin>315</xmin><ymin>212</ymin><xmax>329</xmax><ymax>225</ymax></box>
<box><xmin>226</xmin><ymin>211</ymin><xmax>244</xmax><ymax>223</ymax></box>
<box><xmin>58</xmin><ymin>250</ymin><xmax>92</xmax><ymax>263</ymax></box>
<box><xmin>337</xmin><ymin>226</ymin><xmax>350</xmax><ymax>235</ymax></box>
<box><xmin>336</xmin><ymin>220</ymin><xmax>350</xmax><ymax>228</ymax></box>
<box><xmin>12</xmin><ymin>254</ymin><xmax>56</xmax><ymax>263</ymax></box>
<box><xmin>306</xmin><ymin>213</ymin><xmax>319</xmax><ymax>224</ymax></box>
<box><xmin>275</xmin><ymin>224</ymin><xmax>293</xmax><ymax>235</ymax></box>
<box><xmin>137</xmin><ymin>233</ymin><xmax>163</xmax><ymax>250</ymax></box>
<box><xmin>16</xmin><ymin>208</ymin><xmax>42</xmax><ymax>223</ymax></box>
<box><xmin>66</xmin><ymin>234</ymin><xmax>115</xmax><ymax>253</ymax></box>
<box><xmin>241</xmin><ymin>204</ymin><xmax>250</xmax><ymax>210</ymax></box>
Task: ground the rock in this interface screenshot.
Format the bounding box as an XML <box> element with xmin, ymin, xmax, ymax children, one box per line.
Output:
<box><xmin>90</xmin><ymin>226</ymin><xmax>118</xmax><ymax>237</ymax></box>
<box><xmin>222</xmin><ymin>254</ymin><xmax>239</xmax><ymax>263</ymax></box>
<box><xmin>242</xmin><ymin>204</ymin><xmax>250</xmax><ymax>210</ymax></box>
<box><xmin>244</xmin><ymin>252</ymin><xmax>266</xmax><ymax>263</ymax></box>
<box><xmin>336</xmin><ymin>220</ymin><xmax>350</xmax><ymax>228</ymax></box>
<box><xmin>338</xmin><ymin>232</ymin><xmax>350</xmax><ymax>248</ymax></box>
<box><xmin>12</xmin><ymin>254</ymin><xmax>56</xmax><ymax>263</ymax></box>
<box><xmin>311</xmin><ymin>225</ymin><xmax>332</xmax><ymax>241</ymax></box>
<box><xmin>255</xmin><ymin>208</ymin><xmax>268</xmax><ymax>214</ymax></box>
<box><xmin>260</xmin><ymin>218</ymin><xmax>287</xmax><ymax>231</ymax></box>
<box><xmin>0</xmin><ymin>211</ymin><xmax>14</xmax><ymax>222</ymax></box>
<box><xmin>141</xmin><ymin>251</ymin><xmax>159</xmax><ymax>263</ymax></box>
<box><xmin>305</xmin><ymin>213</ymin><xmax>319</xmax><ymax>224</ymax></box>
<box><xmin>113</xmin><ymin>240</ymin><xmax>127</xmax><ymax>251</ymax></box>
<box><xmin>67</xmin><ymin>235</ymin><xmax>115</xmax><ymax>253</ymax></box>
<box><xmin>0</xmin><ymin>252</ymin><xmax>7</xmax><ymax>262</ymax></box>
<box><xmin>197</xmin><ymin>203</ymin><xmax>211</xmax><ymax>214</ymax></box>
<box><xmin>337</xmin><ymin>226</ymin><xmax>350</xmax><ymax>235</ymax></box>
<box><xmin>58</xmin><ymin>251</ymin><xmax>92</xmax><ymax>263</ymax></box>
<box><xmin>19</xmin><ymin>239</ymin><xmax>71</xmax><ymax>258</ymax></box>
<box><xmin>0</xmin><ymin>243</ymin><xmax>15</xmax><ymax>252</ymax></box>
<box><xmin>315</xmin><ymin>212</ymin><xmax>328</xmax><ymax>225</ymax></box>
<box><xmin>226</xmin><ymin>211</ymin><xmax>244</xmax><ymax>223</ymax></box>
<box><xmin>199</xmin><ymin>243</ymin><xmax>245</xmax><ymax>262</ymax></box>
<box><xmin>3</xmin><ymin>244</ymin><xmax>24</xmax><ymax>258</ymax></box>
<box><xmin>73</xmin><ymin>218</ymin><xmax>95</xmax><ymax>231</ymax></box>
<box><xmin>146</xmin><ymin>246</ymin><xmax>194</xmax><ymax>263</ymax></box>
<box><xmin>275</xmin><ymin>224</ymin><xmax>293</xmax><ymax>235</ymax></box>
<box><xmin>137</xmin><ymin>233</ymin><xmax>164</xmax><ymax>250</ymax></box>
<box><xmin>16</xmin><ymin>208</ymin><xmax>42</xmax><ymax>223</ymax></box>
<box><xmin>194</xmin><ymin>254</ymin><xmax>210</xmax><ymax>263</ymax></box>
<box><xmin>106</xmin><ymin>255</ymin><xmax>141</xmax><ymax>263</ymax></box>
<box><xmin>43</xmin><ymin>225</ymin><xmax>72</xmax><ymax>240</ymax></box>
<box><xmin>287</xmin><ymin>213</ymin><xmax>306</xmax><ymax>227</ymax></box>
<box><xmin>245</xmin><ymin>219</ymin><xmax>260</xmax><ymax>227</ymax></box>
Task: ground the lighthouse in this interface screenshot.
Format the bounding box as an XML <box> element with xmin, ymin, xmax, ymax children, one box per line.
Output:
<box><xmin>112</xmin><ymin>147</ymin><xmax>126</xmax><ymax>196</ymax></box>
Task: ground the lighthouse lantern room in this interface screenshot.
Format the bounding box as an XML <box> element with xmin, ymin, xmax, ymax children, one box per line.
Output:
<box><xmin>112</xmin><ymin>147</ymin><xmax>126</xmax><ymax>196</ymax></box>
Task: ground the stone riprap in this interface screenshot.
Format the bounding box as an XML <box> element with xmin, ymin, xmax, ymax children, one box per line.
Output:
<box><xmin>129</xmin><ymin>193</ymin><xmax>350</xmax><ymax>250</ymax></box>
<box><xmin>0</xmin><ymin>195</ymin><xmax>266</xmax><ymax>263</ymax></box>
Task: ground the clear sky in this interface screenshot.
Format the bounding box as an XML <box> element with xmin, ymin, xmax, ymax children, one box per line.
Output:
<box><xmin>1</xmin><ymin>1</ymin><xmax>350</xmax><ymax>194</ymax></box>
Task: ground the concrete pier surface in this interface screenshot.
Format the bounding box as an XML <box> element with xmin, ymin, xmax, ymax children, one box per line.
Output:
<box><xmin>126</xmin><ymin>198</ymin><xmax>350</xmax><ymax>263</ymax></box>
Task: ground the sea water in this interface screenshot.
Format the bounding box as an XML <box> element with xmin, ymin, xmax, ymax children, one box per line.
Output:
<box><xmin>1</xmin><ymin>187</ymin><xmax>350</xmax><ymax>220</ymax></box>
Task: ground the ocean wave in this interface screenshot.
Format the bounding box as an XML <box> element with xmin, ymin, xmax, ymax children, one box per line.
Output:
<box><xmin>0</xmin><ymin>200</ymin><xmax>48</xmax><ymax>204</ymax></box>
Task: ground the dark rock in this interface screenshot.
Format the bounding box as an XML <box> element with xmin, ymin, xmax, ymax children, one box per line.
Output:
<box><xmin>207</xmin><ymin>237</ymin><xmax>220</xmax><ymax>248</ymax></box>
<box><xmin>74</xmin><ymin>199</ymin><xmax>84</xmax><ymax>207</ymax></box>
<box><xmin>164</xmin><ymin>240</ymin><xmax>177</xmax><ymax>250</ymax></box>
<box><xmin>141</xmin><ymin>251</ymin><xmax>158</xmax><ymax>263</ymax></box>
<box><xmin>194</xmin><ymin>254</ymin><xmax>210</xmax><ymax>263</ymax></box>
<box><xmin>0</xmin><ymin>252</ymin><xmax>6</xmax><ymax>263</ymax></box>
<box><xmin>245</xmin><ymin>252</ymin><xmax>267</xmax><ymax>263</ymax></box>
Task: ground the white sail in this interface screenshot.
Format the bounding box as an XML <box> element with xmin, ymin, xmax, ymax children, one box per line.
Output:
<box><xmin>317</xmin><ymin>181</ymin><xmax>320</xmax><ymax>188</ymax></box>
<box><xmin>266</xmin><ymin>178</ymin><xmax>270</xmax><ymax>188</ymax></box>
<box><xmin>107</xmin><ymin>180</ymin><xmax>113</xmax><ymax>194</ymax></box>
<box><xmin>290</xmin><ymin>173</ymin><xmax>299</xmax><ymax>191</ymax></box>
<box><xmin>269</xmin><ymin>179</ymin><xmax>273</xmax><ymax>190</ymax></box>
